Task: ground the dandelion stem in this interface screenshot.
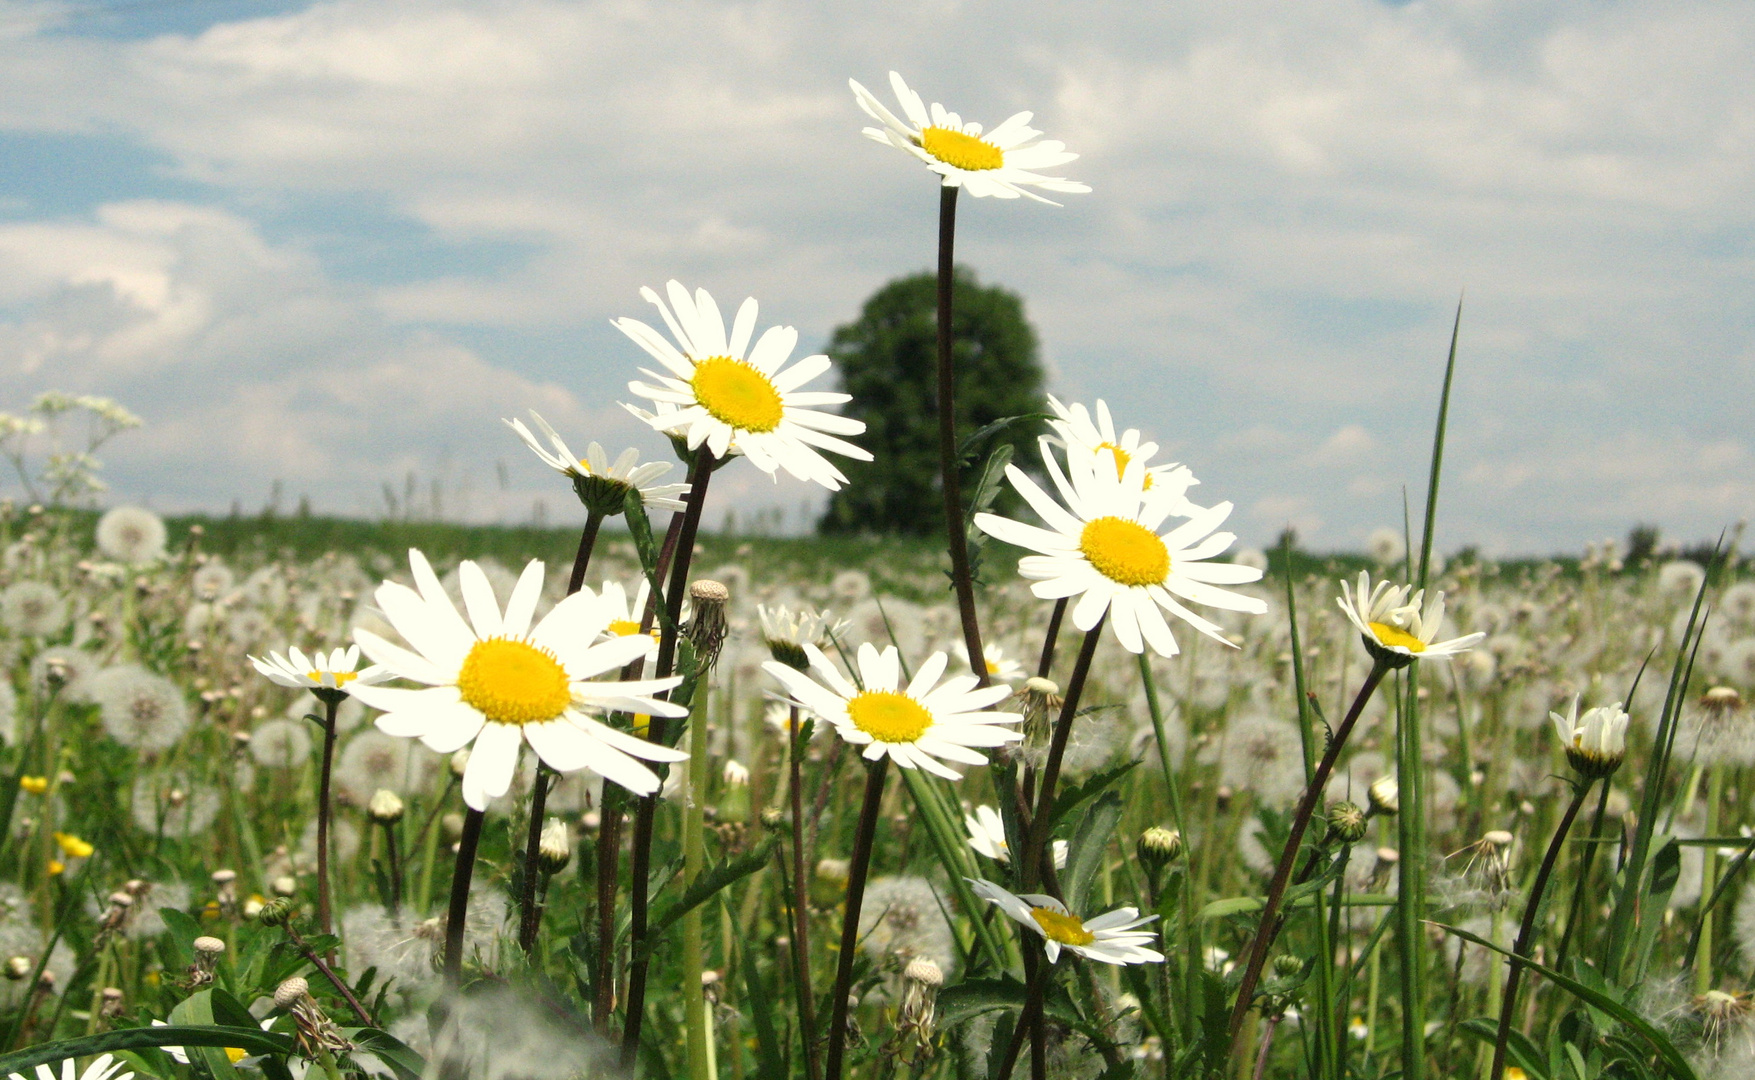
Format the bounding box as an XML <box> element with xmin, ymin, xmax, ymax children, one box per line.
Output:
<box><xmin>315</xmin><ymin>694</ymin><xmax>339</xmax><ymax>938</ymax></box>
<box><xmin>1228</xmin><ymin>657</ymin><xmax>1390</xmax><ymax>1045</ymax></box>
<box><xmin>933</xmin><ymin>184</ymin><xmax>990</xmax><ymax>693</ymax></box>
<box><xmin>1488</xmin><ymin>778</ymin><xmax>1593</xmax><ymax>1080</ymax></box>
<box><xmin>682</xmin><ymin>677</ymin><xmax>712</xmax><ymax>1080</ymax></box>
<box><xmin>623</xmin><ymin>447</ymin><xmax>717</xmax><ymax>1065</ymax></box>
<box><xmin>823</xmin><ymin>754</ymin><xmax>891</xmax><ymax>1080</ymax></box>
<box><xmin>786</xmin><ymin>705</ymin><xmax>822</xmax><ymax>1080</ymax></box>
<box><xmin>1694</xmin><ymin>761</ymin><xmax>1726</xmax><ymax>992</ymax></box>
<box><xmin>442</xmin><ymin>807</ymin><xmax>485</xmax><ymax>986</ymax></box>
<box><xmin>516</xmin><ymin>764</ymin><xmax>552</xmax><ymax>954</ymax></box>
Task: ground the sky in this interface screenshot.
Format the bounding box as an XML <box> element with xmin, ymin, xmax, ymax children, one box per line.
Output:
<box><xmin>0</xmin><ymin>0</ymin><xmax>1749</xmax><ymax>554</ymax></box>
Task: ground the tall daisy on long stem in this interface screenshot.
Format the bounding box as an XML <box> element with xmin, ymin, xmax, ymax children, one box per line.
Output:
<box><xmin>615</xmin><ymin>280</ymin><xmax>870</xmax><ymax>1061</ymax></box>
<box><xmin>850</xmin><ymin>71</ymin><xmax>1087</xmax><ymax>698</ymax></box>
<box><xmin>504</xmin><ymin>410</ymin><xmax>690</xmax><ymax>953</ymax></box>
<box><xmin>1226</xmin><ymin>571</ymin><xmax>1485</xmax><ymax>1042</ymax></box>
<box><xmin>249</xmin><ymin>646</ymin><xmax>390</xmax><ymax>937</ymax></box>
<box><xmin>350</xmin><ymin>549</ymin><xmax>689</xmax><ymax>982</ymax></box>
<box><xmin>764</xmin><ymin>642</ymin><xmax>1022</xmax><ymax>1080</ymax></box>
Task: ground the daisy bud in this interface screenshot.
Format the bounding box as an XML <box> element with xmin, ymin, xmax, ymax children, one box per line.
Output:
<box><xmin>1273</xmin><ymin>954</ymin><xmax>1303</xmax><ymax>978</ymax></box>
<box><xmin>4</xmin><ymin>957</ymin><xmax>31</xmax><ymax>981</ymax></box>
<box><xmin>1550</xmin><ymin>697</ymin><xmax>1629</xmax><ymax>779</ymax></box>
<box><xmin>539</xmin><ymin>819</ymin><xmax>572</xmax><ymax>873</ymax></box>
<box><xmin>1327</xmin><ymin>802</ymin><xmax>1368</xmax><ymax>844</ymax></box>
<box><xmin>450</xmin><ymin>748</ymin><xmax>470</xmax><ymax>777</ymax></box>
<box><xmin>1367</xmin><ymin>776</ymin><xmax>1400</xmax><ymax>817</ymax></box>
<box><xmin>367</xmin><ymin>789</ymin><xmax>405</xmax><ymax>823</ymax></box>
<box><xmin>760</xmin><ymin>807</ymin><xmax>785</xmax><ymax>832</ymax></box>
<box><xmin>1137</xmin><ymin>827</ymin><xmax>1183</xmax><ymax>870</ymax></box>
<box><xmin>722</xmin><ymin>759</ymin><xmax>750</xmax><ymax>787</ymax></box>
<box><xmin>274</xmin><ymin>977</ymin><xmax>310</xmax><ymax>1010</ymax></box>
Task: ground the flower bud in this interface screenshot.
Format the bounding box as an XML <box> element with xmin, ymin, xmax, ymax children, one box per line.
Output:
<box><xmin>760</xmin><ymin>807</ymin><xmax>785</xmax><ymax>832</ymax></box>
<box><xmin>1327</xmin><ymin>801</ymin><xmax>1368</xmax><ymax>844</ymax></box>
<box><xmin>1273</xmin><ymin>954</ymin><xmax>1303</xmax><ymax>978</ymax></box>
<box><xmin>903</xmin><ymin>957</ymin><xmax>944</xmax><ymax>987</ymax></box>
<box><xmin>686</xmin><ymin>580</ymin><xmax>730</xmax><ymax>669</ymax></box>
<box><xmin>450</xmin><ymin>748</ymin><xmax>470</xmax><ymax>777</ymax></box>
<box><xmin>1551</xmin><ymin>697</ymin><xmax>1629</xmax><ymax>779</ymax></box>
<box><xmin>1137</xmin><ymin>826</ymin><xmax>1183</xmax><ymax>870</ymax></box>
<box><xmin>367</xmin><ymin>789</ymin><xmax>405</xmax><ymax>823</ymax></box>
<box><xmin>256</xmin><ymin>897</ymin><xmax>295</xmax><ymax>927</ymax></box>
<box><xmin>1367</xmin><ymin>776</ymin><xmax>1399</xmax><ymax>816</ymax></box>
<box><xmin>193</xmin><ymin>936</ymin><xmax>226</xmax><ymax>957</ymax></box>
<box><xmin>4</xmin><ymin>957</ymin><xmax>31</xmax><ymax>981</ymax></box>
<box><xmin>538</xmin><ymin>819</ymin><xmax>572</xmax><ymax>873</ymax></box>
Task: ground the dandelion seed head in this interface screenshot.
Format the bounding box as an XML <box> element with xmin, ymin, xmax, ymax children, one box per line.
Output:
<box><xmin>92</xmin><ymin>664</ymin><xmax>189</xmax><ymax>751</ymax></box>
<box><xmin>130</xmin><ymin>776</ymin><xmax>219</xmax><ymax>837</ymax></box>
<box><xmin>30</xmin><ymin>645</ymin><xmax>94</xmax><ymax>702</ymax></box>
<box><xmin>249</xmin><ymin>717</ymin><xmax>313</xmax><ymax>768</ymax></box>
<box><xmin>1658</xmin><ymin>559</ymin><xmax>1708</xmax><ymax>600</ymax></box>
<box><xmin>94</xmin><ymin>505</ymin><xmax>166</xmax><ymax>564</ymax></box>
<box><xmin>1367</xmin><ymin>528</ymin><xmax>1406</xmax><ymax>567</ymax></box>
<box><xmin>857</xmin><ymin>876</ymin><xmax>955</xmax><ymax>974</ymax></box>
<box><xmin>1209</xmin><ymin>712</ymin><xmax>1304</xmax><ymax>808</ymax></box>
<box><xmin>0</xmin><ymin>581</ymin><xmax>67</xmax><ymax>638</ymax></box>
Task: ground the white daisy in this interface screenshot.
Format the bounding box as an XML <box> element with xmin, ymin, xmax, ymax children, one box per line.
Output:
<box><xmin>9</xmin><ymin>1054</ymin><xmax>135</xmax><ymax>1080</ymax></box>
<box><xmin>968</xmin><ymin>879</ymin><xmax>1164</xmax><ymax>965</ymax></box>
<box><xmin>1336</xmin><ymin>571</ymin><xmax>1485</xmax><ymax>668</ymax></box>
<box><xmin>850</xmin><ymin>71</ymin><xmax>1090</xmax><ymax>204</ymax></box>
<box><xmin>505</xmin><ymin>410</ymin><xmax>689</xmax><ymax>513</ymax></box>
<box><xmin>618</xmin><ymin>282</ymin><xmax>872</xmax><ymax>490</ymax></box>
<box><xmin>964</xmin><ymin>804</ymin><xmax>1067</xmax><ymax>868</ymax></box>
<box><xmin>250</xmin><ymin>645</ymin><xmax>391</xmax><ymax>697</ymax></box>
<box><xmin>1044</xmin><ymin>395</ymin><xmax>1197</xmax><ymax>506</ymax></box>
<box><xmin>951</xmin><ymin>640</ymin><xmax>1025</xmax><ymax>683</ymax></box>
<box><xmin>1550</xmin><ymin>696</ymin><xmax>1629</xmax><ymax>778</ymax></box>
<box><xmin>761</xmin><ymin>642</ymin><xmax>1022</xmax><ymax>781</ymax></box>
<box><xmin>589</xmin><ymin>577</ymin><xmax>659</xmax><ymax>643</ymax></box>
<box><xmin>973</xmin><ymin>442</ymin><xmax>1266</xmax><ymax>657</ymax></box>
<box><xmin>350</xmin><ymin>550</ymin><xmax>689</xmax><ymax>810</ymax></box>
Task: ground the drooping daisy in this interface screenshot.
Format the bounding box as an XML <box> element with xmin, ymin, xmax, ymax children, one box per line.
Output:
<box><xmin>964</xmin><ymin>804</ymin><xmax>1066</xmax><ymax>868</ymax></box>
<box><xmin>759</xmin><ymin>603</ymin><xmax>849</xmax><ymax>670</ymax></box>
<box><xmin>974</xmin><ymin>442</ymin><xmax>1266</xmax><ymax>657</ymax></box>
<box><xmin>1337</xmin><ymin>571</ymin><xmax>1485</xmax><ymax>669</ymax></box>
<box><xmin>350</xmin><ymin>550</ymin><xmax>689</xmax><ymax>810</ymax></box>
<box><xmin>250</xmin><ymin>645</ymin><xmax>391</xmax><ymax>701</ymax></box>
<box><xmin>618</xmin><ymin>282</ymin><xmax>872</xmax><ymax>490</ymax></box>
<box><xmin>850</xmin><ymin>72</ymin><xmax>1089</xmax><ymax>204</ymax></box>
<box><xmin>761</xmin><ymin>642</ymin><xmax>1022</xmax><ymax>780</ymax></box>
<box><xmin>1044</xmin><ymin>395</ymin><xmax>1196</xmax><ymax>504</ymax></box>
<box><xmin>504</xmin><ymin>410</ymin><xmax>689</xmax><ymax>514</ymax></box>
<box><xmin>967</xmin><ymin>879</ymin><xmax>1163</xmax><ymax>965</ymax></box>
<box><xmin>1550</xmin><ymin>696</ymin><xmax>1629</xmax><ymax>779</ymax></box>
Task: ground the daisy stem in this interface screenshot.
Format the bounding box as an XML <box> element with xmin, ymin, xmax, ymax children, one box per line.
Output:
<box><xmin>623</xmin><ymin>447</ymin><xmax>717</xmax><ymax>1065</ymax></box>
<box><xmin>1487</xmin><ymin>777</ymin><xmax>1594</xmax><ymax>1080</ymax></box>
<box><xmin>442</xmin><ymin>807</ymin><xmax>485</xmax><ymax>986</ymax></box>
<box><xmin>823</xmin><ymin>754</ymin><xmax>891</xmax><ymax>1080</ymax></box>
<box><xmin>933</xmin><ymin>184</ymin><xmax>990</xmax><ymax>693</ymax></box>
<box><xmin>1226</xmin><ymin>657</ymin><xmax>1389</xmax><ymax>1046</ymax></box>
<box><xmin>1022</xmin><ymin>619</ymin><xmax>1107</xmax><ymax>893</ymax></box>
<box><xmin>682</xmin><ymin>677</ymin><xmax>712</xmax><ymax>1080</ymax></box>
<box><xmin>315</xmin><ymin>694</ymin><xmax>339</xmax><ymax>939</ymax></box>
<box><xmin>567</xmin><ymin>509</ymin><xmax>605</xmax><ymax>595</ymax></box>
<box><xmin>516</xmin><ymin>765</ymin><xmax>553</xmax><ymax>954</ymax></box>
<box><xmin>1036</xmin><ymin>598</ymin><xmax>1067</xmax><ymax>679</ymax></box>
<box><xmin>993</xmin><ymin>954</ymin><xmax>1049</xmax><ymax>1080</ymax></box>
<box><xmin>786</xmin><ymin>705</ymin><xmax>822</xmax><ymax>1080</ymax></box>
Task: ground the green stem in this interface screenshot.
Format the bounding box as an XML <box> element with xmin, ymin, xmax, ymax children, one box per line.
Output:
<box><xmin>823</xmin><ymin>755</ymin><xmax>890</xmax><ymax>1080</ymax></box>
<box><xmin>1021</xmin><ymin>621</ymin><xmax>1106</xmax><ymax>892</ymax></box>
<box><xmin>1488</xmin><ymin>778</ymin><xmax>1594</xmax><ymax>1080</ymax></box>
<box><xmin>682</xmin><ymin>679</ymin><xmax>712</xmax><ymax>1080</ymax></box>
<box><xmin>785</xmin><ymin>706</ymin><xmax>822</xmax><ymax>1080</ymax></box>
<box><xmin>1695</xmin><ymin>763</ymin><xmax>1726</xmax><ymax>992</ymax></box>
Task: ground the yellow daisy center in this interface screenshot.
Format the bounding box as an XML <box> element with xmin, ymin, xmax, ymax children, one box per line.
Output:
<box><xmin>1080</xmin><ymin>516</ymin><xmax>1170</xmax><ymax>587</ymax></box>
<box><xmin>921</xmin><ymin>127</ymin><xmax>1004</xmax><ymax>171</ymax></box>
<box><xmin>846</xmin><ymin>690</ymin><xmax>933</xmax><ymax>744</ymax></box>
<box><xmin>1030</xmin><ymin>907</ymin><xmax>1095</xmax><ymax>946</ymax></box>
<box><xmin>226</xmin><ymin>1048</ymin><xmax>248</xmax><ymax>1064</ymax></box>
<box><xmin>608</xmin><ymin>619</ymin><xmax>644</xmax><ymax>637</ymax></box>
<box><xmin>1367</xmin><ymin>622</ymin><xmax>1426</xmax><ymax>653</ymax></box>
<box><xmin>456</xmin><ymin>637</ymin><xmax>572</xmax><ymax>726</ymax></box>
<box><xmin>1098</xmin><ymin>441</ymin><xmax>1154</xmax><ymax>490</ymax></box>
<box><xmin>308</xmin><ymin>669</ymin><xmax>357</xmax><ymax>685</ymax></box>
<box><xmin>691</xmin><ymin>356</ymin><xmax>785</xmax><ymax>433</ymax></box>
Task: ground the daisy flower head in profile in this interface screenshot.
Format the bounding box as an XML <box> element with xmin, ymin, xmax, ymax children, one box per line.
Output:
<box><xmin>1550</xmin><ymin>696</ymin><xmax>1629</xmax><ymax>779</ymax></box>
<box><xmin>758</xmin><ymin>603</ymin><xmax>849</xmax><ymax>671</ymax></box>
<box><xmin>951</xmin><ymin>640</ymin><xmax>1024</xmax><ymax>683</ymax></box>
<box><xmin>1337</xmin><ymin>571</ymin><xmax>1485</xmax><ymax>670</ymax></box>
<box><xmin>250</xmin><ymin>645</ymin><xmax>390</xmax><ymax>705</ymax></box>
<box><xmin>761</xmin><ymin>642</ymin><xmax>1022</xmax><ymax>780</ymax></box>
<box><xmin>968</xmin><ymin>879</ymin><xmax>1163</xmax><ymax>965</ymax></box>
<box><xmin>964</xmin><ymin>804</ymin><xmax>1066</xmax><ymax>868</ymax></box>
<box><xmin>617</xmin><ymin>282</ymin><xmax>872</xmax><ymax>490</ymax></box>
<box><xmin>350</xmin><ymin>550</ymin><xmax>689</xmax><ymax>810</ymax></box>
<box><xmin>504</xmin><ymin>410</ymin><xmax>689</xmax><ymax>516</ymax></box>
<box><xmin>1044</xmin><ymin>395</ymin><xmax>1197</xmax><ymax>506</ymax></box>
<box><xmin>974</xmin><ymin>435</ymin><xmax>1265</xmax><ymax>657</ymax></box>
<box><xmin>850</xmin><ymin>71</ymin><xmax>1089</xmax><ymax>204</ymax></box>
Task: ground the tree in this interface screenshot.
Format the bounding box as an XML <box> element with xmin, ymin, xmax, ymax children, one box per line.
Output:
<box><xmin>818</xmin><ymin>267</ymin><xmax>1046</xmax><ymax>536</ymax></box>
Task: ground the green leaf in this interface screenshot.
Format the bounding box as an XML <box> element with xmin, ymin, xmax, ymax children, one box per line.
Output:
<box><xmin>343</xmin><ymin>1027</ymin><xmax>428</xmax><ymax>1080</ymax></box>
<box><xmin>739</xmin><ymin>948</ymin><xmax>787</xmax><ymax>1080</ymax></box>
<box><xmin>638</xmin><ymin>835</ymin><xmax>778</xmax><ymax>957</ymax></box>
<box><xmin>1047</xmin><ymin>761</ymin><xmax>1139</xmax><ymax>833</ymax></box>
<box><xmin>1063</xmin><ymin>792</ymin><xmax>1122</xmax><ymax>915</ymax></box>
<box><xmin>1433</xmin><ymin>922</ymin><xmax>1698</xmax><ymax>1080</ymax></box>
<box><xmin>955</xmin><ymin>412</ymin><xmax>1052</xmax><ymax>467</ymax></box>
<box><xmin>0</xmin><ymin>1023</ymin><xmax>293</xmax><ymax>1076</ymax></box>
<box><xmin>157</xmin><ymin>907</ymin><xmax>206</xmax><ymax>970</ymax></box>
<box><xmin>169</xmin><ymin>988</ymin><xmax>248</xmax><ymax>1078</ymax></box>
<box><xmin>938</xmin><ymin>976</ymin><xmax>1028</xmax><ymax>1029</ymax></box>
<box><xmin>622</xmin><ymin>487</ymin><xmax>673</xmax><ymax>636</ymax></box>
